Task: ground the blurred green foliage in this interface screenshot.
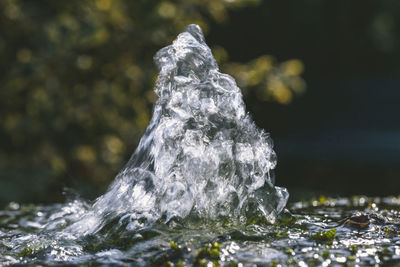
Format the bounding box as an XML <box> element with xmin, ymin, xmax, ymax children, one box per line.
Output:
<box><xmin>0</xmin><ymin>0</ymin><xmax>305</xmax><ymax>204</ymax></box>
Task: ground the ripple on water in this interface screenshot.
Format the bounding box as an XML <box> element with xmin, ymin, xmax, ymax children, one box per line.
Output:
<box><xmin>0</xmin><ymin>196</ymin><xmax>399</xmax><ymax>265</ymax></box>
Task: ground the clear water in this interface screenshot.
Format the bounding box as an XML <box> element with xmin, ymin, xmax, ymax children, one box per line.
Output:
<box><xmin>68</xmin><ymin>24</ymin><xmax>288</xmax><ymax>237</ymax></box>
<box><xmin>1</xmin><ymin>25</ymin><xmax>399</xmax><ymax>266</ymax></box>
<box><xmin>1</xmin><ymin>196</ymin><xmax>399</xmax><ymax>265</ymax></box>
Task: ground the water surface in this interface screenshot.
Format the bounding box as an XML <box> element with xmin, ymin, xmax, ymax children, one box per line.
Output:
<box><xmin>1</xmin><ymin>196</ymin><xmax>399</xmax><ymax>266</ymax></box>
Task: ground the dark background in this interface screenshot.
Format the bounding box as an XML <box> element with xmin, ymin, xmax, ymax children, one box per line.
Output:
<box><xmin>207</xmin><ymin>0</ymin><xmax>400</xmax><ymax>199</ymax></box>
<box><xmin>1</xmin><ymin>0</ymin><xmax>399</xmax><ymax>205</ymax></box>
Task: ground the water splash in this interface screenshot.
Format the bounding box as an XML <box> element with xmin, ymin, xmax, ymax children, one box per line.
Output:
<box><xmin>70</xmin><ymin>24</ymin><xmax>288</xmax><ymax>235</ymax></box>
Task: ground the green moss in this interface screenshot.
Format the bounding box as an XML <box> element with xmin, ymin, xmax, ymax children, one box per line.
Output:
<box><xmin>384</xmin><ymin>226</ymin><xmax>398</xmax><ymax>236</ymax></box>
<box><xmin>194</xmin><ymin>242</ymin><xmax>221</xmax><ymax>266</ymax></box>
<box><xmin>311</xmin><ymin>229</ymin><xmax>336</xmax><ymax>244</ymax></box>
<box><xmin>285</xmin><ymin>248</ymin><xmax>294</xmax><ymax>255</ymax></box>
<box><xmin>321</xmin><ymin>249</ymin><xmax>330</xmax><ymax>259</ymax></box>
<box><xmin>196</xmin><ymin>259</ymin><xmax>207</xmax><ymax>267</ymax></box>
<box><xmin>276</xmin><ymin>231</ymin><xmax>288</xmax><ymax>237</ymax></box>
<box><xmin>170</xmin><ymin>241</ymin><xmax>180</xmax><ymax>250</ymax></box>
<box><xmin>17</xmin><ymin>244</ymin><xmax>45</xmax><ymax>257</ymax></box>
<box><xmin>18</xmin><ymin>247</ymin><xmax>34</xmax><ymax>257</ymax></box>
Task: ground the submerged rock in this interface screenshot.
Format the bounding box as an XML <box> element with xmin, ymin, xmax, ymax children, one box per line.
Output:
<box><xmin>70</xmin><ymin>24</ymin><xmax>288</xmax><ymax>235</ymax></box>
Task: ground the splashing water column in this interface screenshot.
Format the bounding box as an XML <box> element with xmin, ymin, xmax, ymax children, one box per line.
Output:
<box><xmin>70</xmin><ymin>24</ymin><xmax>289</xmax><ymax>235</ymax></box>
